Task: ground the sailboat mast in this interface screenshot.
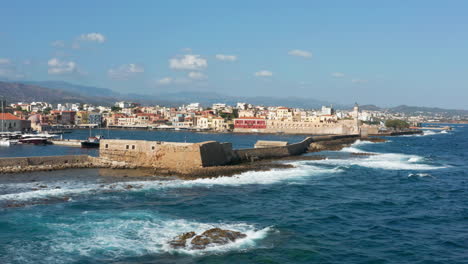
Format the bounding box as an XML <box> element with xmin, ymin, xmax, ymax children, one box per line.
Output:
<box><xmin>1</xmin><ymin>96</ymin><xmax>4</xmax><ymax>134</ymax></box>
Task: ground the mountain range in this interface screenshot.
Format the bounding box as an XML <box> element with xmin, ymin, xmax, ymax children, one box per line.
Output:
<box><xmin>1</xmin><ymin>80</ymin><xmax>467</xmax><ymax>116</ymax></box>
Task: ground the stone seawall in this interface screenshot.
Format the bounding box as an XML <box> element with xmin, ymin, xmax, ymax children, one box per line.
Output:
<box><xmin>1</xmin><ymin>134</ymin><xmax>364</xmax><ymax>175</ymax></box>
<box><xmin>0</xmin><ymin>155</ymin><xmax>134</xmax><ymax>174</ymax></box>
<box><xmin>0</xmin><ymin>155</ymin><xmax>90</xmax><ymax>167</ymax></box>
<box><xmin>233</xmin><ymin>135</ymin><xmax>359</xmax><ymax>162</ymax></box>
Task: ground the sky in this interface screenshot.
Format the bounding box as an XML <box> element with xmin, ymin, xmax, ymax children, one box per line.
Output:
<box><xmin>0</xmin><ymin>0</ymin><xmax>467</xmax><ymax>109</ymax></box>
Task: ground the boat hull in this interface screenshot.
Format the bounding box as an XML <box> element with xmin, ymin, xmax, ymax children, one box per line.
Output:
<box><xmin>81</xmin><ymin>142</ymin><xmax>100</xmax><ymax>148</ymax></box>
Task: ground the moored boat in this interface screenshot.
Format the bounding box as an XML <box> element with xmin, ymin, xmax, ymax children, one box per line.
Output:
<box><xmin>81</xmin><ymin>135</ymin><xmax>103</xmax><ymax>148</ymax></box>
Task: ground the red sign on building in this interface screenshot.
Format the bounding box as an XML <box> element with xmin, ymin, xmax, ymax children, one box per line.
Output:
<box><xmin>234</xmin><ymin>117</ymin><xmax>266</xmax><ymax>129</ymax></box>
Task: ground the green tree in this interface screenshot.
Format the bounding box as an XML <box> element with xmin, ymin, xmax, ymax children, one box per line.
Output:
<box><xmin>385</xmin><ymin>119</ymin><xmax>410</xmax><ymax>129</ymax></box>
<box><xmin>43</xmin><ymin>107</ymin><xmax>52</xmax><ymax>115</ymax></box>
<box><xmin>111</xmin><ymin>106</ymin><xmax>122</xmax><ymax>112</ymax></box>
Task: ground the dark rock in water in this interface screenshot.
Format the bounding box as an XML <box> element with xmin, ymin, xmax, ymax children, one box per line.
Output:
<box><xmin>191</xmin><ymin>228</ymin><xmax>247</xmax><ymax>249</ymax></box>
<box><xmin>39</xmin><ymin>185</ymin><xmax>48</xmax><ymax>188</ymax></box>
<box><xmin>350</xmin><ymin>152</ymin><xmax>377</xmax><ymax>156</ymax></box>
<box><xmin>169</xmin><ymin>228</ymin><xmax>247</xmax><ymax>250</ymax></box>
<box><xmin>168</xmin><ymin>231</ymin><xmax>196</xmax><ymax>248</ymax></box>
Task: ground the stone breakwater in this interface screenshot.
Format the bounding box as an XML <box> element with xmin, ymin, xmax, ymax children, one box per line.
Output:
<box><xmin>0</xmin><ymin>155</ymin><xmax>135</xmax><ymax>174</ymax></box>
<box><xmin>0</xmin><ymin>135</ymin><xmax>385</xmax><ymax>176</ymax></box>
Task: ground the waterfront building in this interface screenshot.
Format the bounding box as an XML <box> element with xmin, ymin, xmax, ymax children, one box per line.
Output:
<box><xmin>0</xmin><ymin>113</ymin><xmax>31</xmax><ymax>132</ymax></box>
<box><xmin>89</xmin><ymin>113</ymin><xmax>103</xmax><ymax>126</ymax></box>
<box><xmin>75</xmin><ymin>111</ymin><xmax>89</xmax><ymax>125</ymax></box>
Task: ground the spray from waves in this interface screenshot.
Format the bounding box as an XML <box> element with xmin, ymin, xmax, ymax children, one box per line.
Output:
<box><xmin>408</xmin><ymin>173</ymin><xmax>433</xmax><ymax>178</ymax></box>
<box><xmin>0</xmin><ymin>163</ymin><xmax>341</xmax><ymax>203</ymax></box>
<box><xmin>332</xmin><ymin>139</ymin><xmax>446</xmax><ymax>170</ymax></box>
<box><xmin>340</xmin><ymin>139</ymin><xmax>385</xmax><ymax>153</ymax></box>
<box><xmin>308</xmin><ymin>152</ymin><xmax>444</xmax><ymax>170</ymax></box>
<box><xmin>3</xmin><ymin>211</ymin><xmax>272</xmax><ymax>262</ymax></box>
<box><xmin>423</xmin><ymin>130</ymin><xmax>437</xmax><ymax>136</ymax></box>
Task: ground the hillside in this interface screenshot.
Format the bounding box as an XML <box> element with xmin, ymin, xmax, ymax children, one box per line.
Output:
<box><xmin>389</xmin><ymin>105</ymin><xmax>468</xmax><ymax>116</ymax></box>
<box><xmin>0</xmin><ymin>81</ymin><xmax>115</xmax><ymax>105</ymax></box>
<box><xmin>23</xmin><ymin>80</ymin><xmax>120</xmax><ymax>98</ymax></box>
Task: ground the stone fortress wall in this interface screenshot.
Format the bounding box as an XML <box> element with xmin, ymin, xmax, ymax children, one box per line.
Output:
<box><xmin>99</xmin><ymin>134</ymin><xmax>361</xmax><ymax>172</ymax></box>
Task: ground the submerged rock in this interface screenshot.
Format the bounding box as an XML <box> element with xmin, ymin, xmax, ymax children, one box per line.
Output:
<box><xmin>169</xmin><ymin>228</ymin><xmax>247</xmax><ymax>250</ymax></box>
<box><xmin>168</xmin><ymin>231</ymin><xmax>196</xmax><ymax>249</ymax></box>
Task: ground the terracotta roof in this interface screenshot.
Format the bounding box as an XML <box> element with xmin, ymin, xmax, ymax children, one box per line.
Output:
<box><xmin>0</xmin><ymin>113</ymin><xmax>21</xmax><ymax>120</ymax></box>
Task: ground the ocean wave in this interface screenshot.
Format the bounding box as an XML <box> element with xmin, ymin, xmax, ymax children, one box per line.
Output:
<box><xmin>310</xmin><ymin>152</ymin><xmax>445</xmax><ymax>171</ymax></box>
<box><xmin>0</xmin><ymin>163</ymin><xmax>340</xmax><ymax>203</ymax></box>
<box><xmin>408</xmin><ymin>173</ymin><xmax>433</xmax><ymax>178</ymax></box>
<box><xmin>2</xmin><ymin>211</ymin><xmax>272</xmax><ymax>262</ymax></box>
<box><xmin>49</xmin><ymin>214</ymin><xmax>270</xmax><ymax>258</ymax></box>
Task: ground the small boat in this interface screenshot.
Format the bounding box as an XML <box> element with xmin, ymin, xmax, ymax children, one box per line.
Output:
<box><xmin>19</xmin><ymin>133</ymin><xmax>56</xmax><ymax>145</ymax></box>
<box><xmin>81</xmin><ymin>135</ymin><xmax>103</xmax><ymax>148</ymax></box>
<box><xmin>19</xmin><ymin>137</ymin><xmax>49</xmax><ymax>144</ymax></box>
<box><xmin>0</xmin><ymin>138</ymin><xmax>11</xmax><ymax>147</ymax></box>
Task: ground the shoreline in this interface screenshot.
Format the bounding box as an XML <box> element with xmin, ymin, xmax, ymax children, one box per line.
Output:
<box><xmin>0</xmin><ymin>136</ymin><xmax>386</xmax><ymax>177</ymax></box>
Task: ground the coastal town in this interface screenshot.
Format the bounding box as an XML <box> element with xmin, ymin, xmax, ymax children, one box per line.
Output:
<box><xmin>0</xmin><ymin>99</ymin><xmax>460</xmax><ymax>136</ymax></box>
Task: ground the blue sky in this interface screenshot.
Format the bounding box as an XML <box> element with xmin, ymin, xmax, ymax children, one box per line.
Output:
<box><xmin>1</xmin><ymin>0</ymin><xmax>467</xmax><ymax>109</ymax></box>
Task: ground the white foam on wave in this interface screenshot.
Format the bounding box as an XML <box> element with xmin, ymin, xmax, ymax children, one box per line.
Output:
<box><xmin>408</xmin><ymin>173</ymin><xmax>433</xmax><ymax>178</ymax></box>
<box><xmin>0</xmin><ymin>163</ymin><xmax>340</xmax><ymax>203</ymax></box>
<box><xmin>310</xmin><ymin>152</ymin><xmax>444</xmax><ymax>171</ymax></box>
<box><xmin>0</xmin><ymin>186</ymin><xmax>94</xmax><ymax>202</ymax></box>
<box><xmin>45</xmin><ymin>212</ymin><xmax>271</xmax><ymax>258</ymax></box>
<box><xmin>331</xmin><ymin>139</ymin><xmax>446</xmax><ymax>170</ymax></box>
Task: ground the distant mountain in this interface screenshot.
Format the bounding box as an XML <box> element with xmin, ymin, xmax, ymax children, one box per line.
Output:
<box><xmin>23</xmin><ymin>80</ymin><xmax>120</xmax><ymax>98</ymax></box>
<box><xmin>388</xmin><ymin>105</ymin><xmax>468</xmax><ymax>116</ymax></box>
<box><xmin>0</xmin><ymin>81</ymin><xmax>115</xmax><ymax>105</ymax></box>
<box><xmin>152</xmin><ymin>91</ymin><xmax>339</xmax><ymax>109</ymax></box>
<box><xmin>3</xmin><ymin>80</ymin><xmax>466</xmax><ymax>115</ymax></box>
<box><xmin>359</xmin><ymin>104</ymin><xmax>383</xmax><ymax>111</ymax></box>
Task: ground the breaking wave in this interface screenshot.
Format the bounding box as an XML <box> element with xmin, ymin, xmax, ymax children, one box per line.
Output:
<box><xmin>315</xmin><ymin>140</ymin><xmax>446</xmax><ymax>171</ymax></box>
<box><xmin>310</xmin><ymin>153</ymin><xmax>444</xmax><ymax>170</ymax></box>
<box><xmin>408</xmin><ymin>173</ymin><xmax>433</xmax><ymax>178</ymax></box>
<box><xmin>3</xmin><ymin>210</ymin><xmax>272</xmax><ymax>262</ymax></box>
<box><xmin>0</xmin><ymin>163</ymin><xmax>340</xmax><ymax>203</ymax></box>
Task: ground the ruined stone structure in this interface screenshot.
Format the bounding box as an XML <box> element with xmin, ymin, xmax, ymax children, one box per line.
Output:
<box><xmin>99</xmin><ymin>139</ymin><xmax>234</xmax><ymax>172</ymax></box>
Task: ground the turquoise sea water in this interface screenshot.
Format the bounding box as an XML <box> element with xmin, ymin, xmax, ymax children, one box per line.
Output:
<box><xmin>0</xmin><ymin>126</ymin><xmax>467</xmax><ymax>263</ymax></box>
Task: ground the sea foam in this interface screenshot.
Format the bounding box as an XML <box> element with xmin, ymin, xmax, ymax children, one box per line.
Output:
<box><xmin>0</xmin><ymin>163</ymin><xmax>340</xmax><ymax>203</ymax></box>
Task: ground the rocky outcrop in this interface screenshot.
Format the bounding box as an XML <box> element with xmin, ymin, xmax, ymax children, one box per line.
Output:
<box><xmin>169</xmin><ymin>228</ymin><xmax>247</xmax><ymax>250</ymax></box>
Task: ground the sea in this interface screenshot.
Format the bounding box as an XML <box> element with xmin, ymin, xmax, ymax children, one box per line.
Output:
<box><xmin>0</xmin><ymin>126</ymin><xmax>466</xmax><ymax>263</ymax></box>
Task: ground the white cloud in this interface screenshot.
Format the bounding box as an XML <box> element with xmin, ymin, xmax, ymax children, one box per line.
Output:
<box><xmin>51</xmin><ymin>40</ymin><xmax>65</xmax><ymax>48</ymax></box>
<box><xmin>331</xmin><ymin>72</ymin><xmax>345</xmax><ymax>78</ymax></box>
<box><xmin>157</xmin><ymin>77</ymin><xmax>173</xmax><ymax>85</ymax></box>
<box><xmin>47</xmin><ymin>58</ymin><xmax>77</xmax><ymax>75</ymax></box>
<box><xmin>169</xmin><ymin>54</ymin><xmax>207</xmax><ymax>70</ymax></box>
<box><xmin>0</xmin><ymin>58</ymin><xmax>10</xmax><ymax>64</ymax></box>
<box><xmin>79</xmin><ymin>33</ymin><xmax>106</xmax><ymax>43</ymax></box>
<box><xmin>215</xmin><ymin>54</ymin><xmax>237</xmax><ymax>61</ymax></box>
<box><xmin>0</xmin><ymin>59</ymin><xmax>25</xmax><ymax>79</ymax></box>
<box><xmin>288</xmin><ymin>49</ymin><xmax>312</xmax><ymax>58</ymax></box>
<box><xmin>352</xmin><ymin>79</ymin><xmax>368</xmax><ymax>84</ymax></box>
<box><xmin>108</xmin><ymin>64</ymin><xmax>144</xmax><ymax>80</ymax></box>
<box><xmin>255</xmin><ymin>70</ymin><xmax>273</xmax><ymax>77</ymax></box>
<box><xmin>188</xmin><ymin>71</ymin><xmax>207</xmax><ymax>80</ymax></box>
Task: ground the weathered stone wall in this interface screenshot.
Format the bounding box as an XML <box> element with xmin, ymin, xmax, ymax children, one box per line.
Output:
<box><xmin>234</xmin><ymin>137</ymin><xmax>315</xmax><ymax>162</ymax></box>
<box><xmin>234</xmin><ymin>120</ymin><xmax>360</xmax><ymax>135</ymax></box>
<box><xmin>0</xmin><ymin>155</ymin><xmax>90</xmax><ymax>167</ymax></box>
<box><xmin>99</xmin><ymin>139</ymin><xmax>235</xmax><ymax>172</ymax></box>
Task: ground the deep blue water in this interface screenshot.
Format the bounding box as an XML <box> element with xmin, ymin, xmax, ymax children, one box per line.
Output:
<box><xmin>0</xmin><ymin>126</ymin><xmax>467</xmax><ymax>263</ymax></box>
